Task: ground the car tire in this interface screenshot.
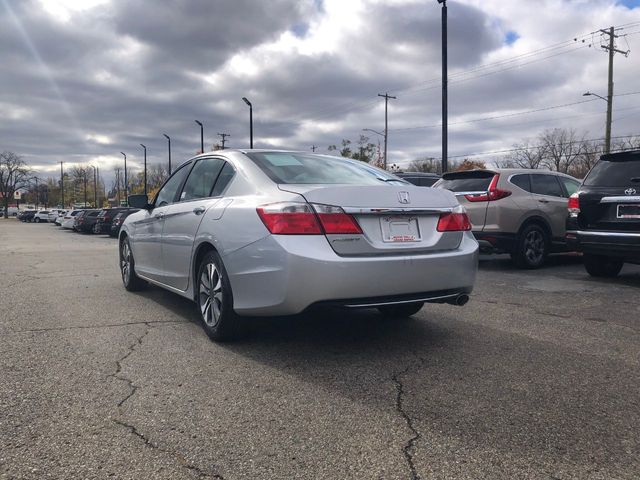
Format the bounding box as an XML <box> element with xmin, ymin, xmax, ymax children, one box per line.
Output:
<box><xmin>513</xmin><ymin>224</ymin><xmax>548</xmax><ymax>269</ymax></box>
<box><xmin>377</xmin><ymin>302</ymin><xmax>424</xmax><ymax>318</ymax></box>
<box><xmin>584</xmin><ymin>254</ymin><xmax>624</xmax><ymax>278</ymax></box>
<box><xmin>196</xmin><ymin>250</ymin><xmax>240</xmax><ymax>342</ymax></box>
<box><xmin>119</xmin><ymin>236</ymin><xmax>147</xmax><ymax>291</ymax></box>
<box><xmin>34</xmin><ymin>217</ymin><xmax>40</xmax><ymax>223</ymax></box>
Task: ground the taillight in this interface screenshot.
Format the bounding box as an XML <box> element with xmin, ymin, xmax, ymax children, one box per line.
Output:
<box><xmin>464</xmin><ymin>174</ymin><xmax>511</xmax><ymax>202</ymax></box>
<box><xmin>312</xmin><ymin>204</ymin><xmax>362</xmax><ymax>234</ymax></box>
<box><xmin>257</xmin><ymin>202</ymin><xmax>322</xmax><ymax>234</ymax></box>
<box><xmin>437</xmin><ymin>206</ymin><xmax>472</xmax><ymax>232</ymax></box>
<box><xmin>568</xmin><ymin>193</ymin><xmax>580</xmax><ymax>217</ymax></box>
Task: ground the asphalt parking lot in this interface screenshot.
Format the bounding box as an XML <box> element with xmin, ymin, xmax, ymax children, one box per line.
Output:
<box><xmin>1</xmin><ymin>219</ymin><xmax>639</xmax><ymax>480</ymax></box>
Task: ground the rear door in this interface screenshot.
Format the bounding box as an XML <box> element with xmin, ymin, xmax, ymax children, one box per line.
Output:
<box><xmin>161</xmin><ymin>158</ymin><xmax>229</xmax><ymax>290</ymax></box>
<box><xmin>436</xmin><ymin>171</ymin><xmax>496</xmax><ymax>230</ymax></box>
<box><xmin>529</xmin><ymin>174</ymin><xmax>567</xmax><ymax>238</ymax></box>
<box><xmin>579</xmin><ymin>154</ymin><xmax>640</xmax><ymax>232</ymax></box>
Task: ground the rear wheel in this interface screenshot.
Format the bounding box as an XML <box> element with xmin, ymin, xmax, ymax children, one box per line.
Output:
<box><xmin>377</xmin><ymin>302</ymin><xmax>424</xmax><ymax>318</ymax></box>
<box><xmin>197</xmin><ymin>251</ymin><xmax>239</xmax><ymax>342</ymax></box>
<box><xmin>584</xmin><ymin>254</ymin><xmax>624</xmax><ymax>278</ymax></box>
<box><xmin>119</xmin><ymin>237</ymin><xmax>147</xmax><ymax>291</ymax></box>
<box><xmin>34</xmin><ymin>217</ymin><xmax>41</xmax><ymax>223</ymax></box>
<box><xmin>513</xmin><ymin>224</ymin><xmax>548</xmax><ymax>269</ymax></box>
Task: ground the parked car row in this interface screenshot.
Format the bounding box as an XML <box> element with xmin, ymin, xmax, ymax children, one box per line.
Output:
<box><xmin>18</xmin><ymin>207</ymin><xmax>139</xmax><ymax>237</ymax></box>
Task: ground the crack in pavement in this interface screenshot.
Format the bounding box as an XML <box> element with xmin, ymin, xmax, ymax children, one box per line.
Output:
<box><xmin>392</xmin><ymin>365</ymin><xmax>421</xmax><ymax>480</ymax></box>
<box><xmin>9</xmin><ymin>319</ymin><xmax>187</xmax><ymax>334</ymax></box>
<box><xmin>109</xmin><ymin>324</ymin><xmax>224</xmax><ymax>479</ymax></box>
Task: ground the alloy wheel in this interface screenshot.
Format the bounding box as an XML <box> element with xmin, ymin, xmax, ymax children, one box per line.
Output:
<box><xmin>120</xmin><ymin>240</ymin><xmax>131</xmax><ymax>284</ymax></box>
<box><xmin>199</xmin><ymin>262</ymin><xmax>223</xmax><ymax>327</ymax></box>
<box><xmin>524</xmin><ymin>230</ymin><xmax>544</xmax><ymax>264</ymax></box>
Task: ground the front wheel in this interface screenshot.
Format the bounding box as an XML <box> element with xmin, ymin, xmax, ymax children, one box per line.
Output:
<box><xmin>584</xmin><ymin>254</ymin><xmax>624</xmax><ymax>278</ymax></box>
<box><xmin>513</xmin><ymin>224</ymin><xmax>548</xmax><ymax>269</ymax></box>
<box><xmin>378</xmin><ymin>302</ymin><xmax>424</xmax><ymax>318</ymax></box>
<box><xmin>120</xmin><ymin>237</ymin><xmax>147</xmax><ymax>291</ymax></box>
<box><xmin>197</xmin><ymin>251</ymin><xmax>239</xmax><ymax>342</ymax></box>
<box><xmin>34</xmin><ymin>217</ymin><xmax>41</xmax><ymax>223</ymax></box>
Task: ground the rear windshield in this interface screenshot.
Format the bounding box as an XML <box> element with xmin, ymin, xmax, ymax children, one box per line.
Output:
<box><xmin>437</xmin><ymin>172</ymin><xmax>495</xmax><ymax>192</ymax></box>
<box><xmin>246</xmin><ymin>152</ymin><xmax>406</xmax><ymax>185</ymax></box>
<box><xmin>584</xmin><ymin>156</ymin><xmax>640</xmax><ymax>187</ymax></box>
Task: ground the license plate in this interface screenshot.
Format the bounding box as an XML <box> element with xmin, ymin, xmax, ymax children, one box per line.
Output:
<box><xmin>381</xmin><ymin>217</ymin><xmax>421</xmax><ymax>243</ymax></box>
<box><xmin>617</xmin><ymin>204</ymin><xmax>640</xmax><ymax>219</ymax></box>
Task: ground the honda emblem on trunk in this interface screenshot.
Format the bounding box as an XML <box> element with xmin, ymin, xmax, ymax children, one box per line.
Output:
<box><xmin>625</xmin><ymin>188</ymin><xmax>637</xmax><ymax>195</ymax></box>
<box><xmin>398</xmin><ymin>191</ymin><xmax>411</xmax><ymax>204</ymax></box>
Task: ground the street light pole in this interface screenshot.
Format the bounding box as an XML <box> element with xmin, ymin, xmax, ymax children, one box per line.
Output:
<box><xmin>140</xmin><ymin>144</ymin><xmax>147</xmax><ymax>198</ymax></box>
<box><xmin>242</xmin><ymin>97</ymin><xmax>253</xmax><ymax>149</ymax></box>
<box><xmin>60</xmin><ymin>161</ymin><xmax>64</xmax><ymax>208</ymax></box>
<box><xmin>163</xmin><ymin>134</ymin><xmax>172</xmax><ymax>174</ymax></box>
<box><xmin>438</xmin><ymin>0</ymin><xmax>448</xmax><ymax>173</ymax></box>
<box><xmin>195</xmin><ymin>120</ymin><xmax>204</xmax><ymax>153</ymax></box>
<box><xmin>120</xmin><ymin>152</ymin><xmax>127</xmax><ymax>206</ymax></box>
<box><xmin>583</xmin><ymin>91</ymin><xmax>611</xmax><ymax>154</ymax></box>
<box><xmin>89</xmin><ymin>166</ymin><xmax>97</xmax><ymax>207</ymax></box>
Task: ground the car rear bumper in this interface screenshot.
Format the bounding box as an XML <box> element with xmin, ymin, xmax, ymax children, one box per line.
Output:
<box><xmin>566</xmin><ymin>230</ymin><xmax>640</xmax><ymax>260</ymax></box>
<box><xmin>223</xmin><ymin>232</ymin><xmax>479</xmax><ymax>316</ymax></box>
<box><xmin>472</xmin><ymin>231</ymin><xmax>515</xmax><ymax>253</ymax></box>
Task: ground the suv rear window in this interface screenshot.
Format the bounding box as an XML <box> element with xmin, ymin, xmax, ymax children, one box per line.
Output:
<box><xmin>246</xmin><ymin>152</ymin><xmax>405</xmax><ymax>185</ymax></box>
<box><xmin>437</xmin><ymin>171</ymin><xmax>495</xmax><ymax>192</ymax></box>
<box><xmin>583</xmin><ymin>154</ymin><xmax>640</xmax><ymax>187</ymax></box>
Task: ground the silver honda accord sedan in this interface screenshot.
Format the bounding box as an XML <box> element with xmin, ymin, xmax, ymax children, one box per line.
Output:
<box><xmin>119</xmin><ymin>150</ymin><xmax>478</xmax><ymax>341</ymax></box>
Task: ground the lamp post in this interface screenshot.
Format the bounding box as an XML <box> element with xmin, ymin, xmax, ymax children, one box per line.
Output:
<box><xmin>88</xmin><ymin>166</ymin><xmax>97</xmax><ymax>207</ymax></box>
<box><xmin>59</xmin><ymin>162</ymin><xmax>64</xmax><ymax>208</ymax></box>
<box><xmin>583</xmin><ymin>91</ymin><xmax>612</xmax><ymax>154</ymax></box>
<box><xmin>242</xmin><ymin>97</ymin><xmax>253</xmax><ymax>149</ymax></box>
<box><xmin>163</xmin><ymin>134</ymin><xmax>172</xmax><ymax>174</ymax></box>
<box><xmin>140</xmin><ymin>144</ymin><xmax>147</xmax><ymax>197</ymax></box>
<box><xmin>195</xmin><ymin>120</ymin><xmax>204</xmax><ymax>153</ymax></box>
<box><xmin>120</xmin><ymin>152</ymin><xmax>127</xmax><ymax>206</ymax></box>
<box><xmin>437</xmin><ymin>0</ymin><xmax>448</xmax><ymax>173</ymax></box>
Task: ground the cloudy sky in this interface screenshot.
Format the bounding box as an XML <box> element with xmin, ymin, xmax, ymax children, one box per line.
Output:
<box><xmin>1</xmin><ymin>0</ymin><xmax>640</xmax><ymax>182</ymax></box>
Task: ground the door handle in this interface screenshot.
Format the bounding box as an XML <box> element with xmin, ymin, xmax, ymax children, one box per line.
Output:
<box><xmin>193</xmin><ymin>207</ymin><xmax>205</xmax><ymax>215</ymax></box>
<box><xmin>538</xmin><ymin>199</ymin><xmax>549</xmax><ymax>204</ymax></box>
<box><xmin>154</xmin><ymin>212</ymin><xmax>165</xmax><ymax>219</ymax></box>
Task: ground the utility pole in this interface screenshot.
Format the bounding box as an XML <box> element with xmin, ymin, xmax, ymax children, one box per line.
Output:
<box><xmin>437</xmin><ymin>0</ymin><xmax>448</xmax><ymax>172</ymax></box>
<box><xmin>59</xmin><ymin>162</ymin><xmax>64</xmax><ymax>208</ymax></box>
<box><xmin>601</xmin><ymin>26</ymin><xmax>630</xmax><ymax>154</ymax></box>
<box><xmin>217</xmin><ymin>133</ymin><xmax>230</xmax><ymax>149</ymax></box>
<box><xmin>311</xmin><ymin>145</ymin><xmax>317</xmax><ymax>152</ymax></box>
<box><xmin>378</xmin><ymin>92</ymin><xmax>396</xmax><ymax>169</ymax></box>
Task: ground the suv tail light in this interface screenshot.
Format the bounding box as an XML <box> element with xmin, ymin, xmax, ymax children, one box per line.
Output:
<box><xmin>465</xmin><ymin>174</ymin><xmax>512</xmax><ymax>202</ymax></box>
<box><xmin>437</xmin><ymin>206</ymin><xmax>472</xmax><ymax>232</ymax></box>
<box><xmin>312</xmin><ymin>204</ymin><xmax>362</xmax><ymax>234</ymax></box>
<box><xmin>257</xmin><ymin>202</ymin><xmax>362</xmax><ymax>235</ymax></box>
<box><xmin>568</xmin><ymin>193</ymin><xmax>580</xmax><ymax>217</ymax></box>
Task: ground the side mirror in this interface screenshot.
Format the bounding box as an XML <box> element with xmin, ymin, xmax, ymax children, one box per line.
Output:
<box><xmin>128</xmin><ymin>194</ymin><xmax>150</xmax><ymax>209</ymax></box>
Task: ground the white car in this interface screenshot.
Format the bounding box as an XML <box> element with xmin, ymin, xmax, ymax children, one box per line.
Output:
<box><xmin>33</xmin><ymin>210</ymin><xmax>51</xmax><ymax>223</ymax></box>
<box><xmin>48</xmin><ymin>209</ymin><xmax>64</xmax><ymax>223</ymax></box>
<box><xmin>54</xmin><ymin>210</ymin><xmax>67</xmax><ymax>225</ymax></box>
<box><xmin>61</xmin><ymin>210</ymin><xmax>84</xmax><ymax>229</ymax></box>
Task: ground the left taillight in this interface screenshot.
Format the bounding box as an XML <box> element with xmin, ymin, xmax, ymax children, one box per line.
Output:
<box><xmin>437</xmin><ymin>206</ymin><xmax>472</xmax><ymax>232</ymax></box>
<box><xmin>256</xmin><ymin>202</ymin><xmax>362</xmax><ymax>235</ymax></box>
<box><xmin>568</xmin><ymin>193</ymin><xmax>580</xmax><ymax>217</ymax></box>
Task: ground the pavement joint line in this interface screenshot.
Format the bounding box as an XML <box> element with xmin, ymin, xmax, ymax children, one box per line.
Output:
<box><xmin>392</xmin><ymin>364</ymin><xmax>422</xmax><ymax>480</ymax></box>
<box><xmin>7</xmin><ymin>320</ymin><xmax>188</xmax><ymax>334</ymax></box>
<box><xmin>109</xmin><ymin>323</ymin><xmax>225</xmax><ymax>479</ymax></box>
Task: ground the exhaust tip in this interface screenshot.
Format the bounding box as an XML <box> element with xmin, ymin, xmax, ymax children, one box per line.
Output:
<box><xmin>455</xmin><ymin>294</ymin><xmax>470</xmax><ymax>306</ymax></box>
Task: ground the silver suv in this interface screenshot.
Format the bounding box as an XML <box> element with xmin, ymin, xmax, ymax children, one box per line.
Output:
<box><xmin>435</xmin><ymin>168</ymin><xmax>580</xmax><ymax>268</ymax></box>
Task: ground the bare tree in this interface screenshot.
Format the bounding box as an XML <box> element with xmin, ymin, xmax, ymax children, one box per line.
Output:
<box><xmin>502</xmin><ymin>138</ymin><xmax>546</xmax><ymax>169</ymax></box>
<box><xmin>407</xmin><ymin>157</ymin><xmax>441</xmax><ymax>174</ymax></box>
<box><xmin>0</xmin><ymin>151</ymin><xmax>31</xmax><ymax>217</ymax></box>
<box><xmin>539</xmin><ymin>128</ymin><xmax>585</xmax><ymax>173</ymax></box>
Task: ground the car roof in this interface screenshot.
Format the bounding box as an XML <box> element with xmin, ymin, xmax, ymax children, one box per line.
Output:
<box><xmin>443</xmin><ymin>168</ymin><xmax>578</xmax><ymax>179</ymax></box>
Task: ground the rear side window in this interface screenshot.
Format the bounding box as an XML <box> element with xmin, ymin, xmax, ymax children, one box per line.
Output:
<box><xmin>560</xmin><ymin>177</ymin><xmax>580</xmax><ymax>196</ymax></box>
<box><xmin>211</xmin><ymin>163</ymin><xmax>235</xmax><ymax>196</ymax></box>
<box><xmin>530</xmin><ymin>174</ymin><xmax>563</xmax><ymax>197</ymax></box>
<box><xmin>583</xmin><ymin>157</ymin><xmax>640</xmax><ymax>187</ymax></box>
<box><xmin>180</xmin><ymin>158</ymin><xmax>226</xmax><ymax>201</ymax></box>
<box><xmin>510</xmin><ymin>174</ymin><xmax>531</xmax><ymax>192</ymax></box>
<box><xmin>437</xmin><ymin>172</ymin><xmax>494</xmax><ymax>192</ymax></box>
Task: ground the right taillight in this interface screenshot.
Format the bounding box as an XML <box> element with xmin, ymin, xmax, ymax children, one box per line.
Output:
<box><xmin>465</xmin><ymin>174</ymin><xmax>511</xmax><ymax>202</ymax></box>
<box><xmin>568</xmin><ymin>193</ymin><xmax>580</xmax><ymax>217</ymax></box>
<box><xmin>437</xmin><ymin>206</ymin><xmax>472</xmax><ymax>232</ymax></box>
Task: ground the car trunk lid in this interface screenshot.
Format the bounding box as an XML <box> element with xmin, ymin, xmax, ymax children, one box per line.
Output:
<box><xmin>278</xmin><ymin>184</ymin><xmax>463</xmax><ymax>255</ymax></box>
